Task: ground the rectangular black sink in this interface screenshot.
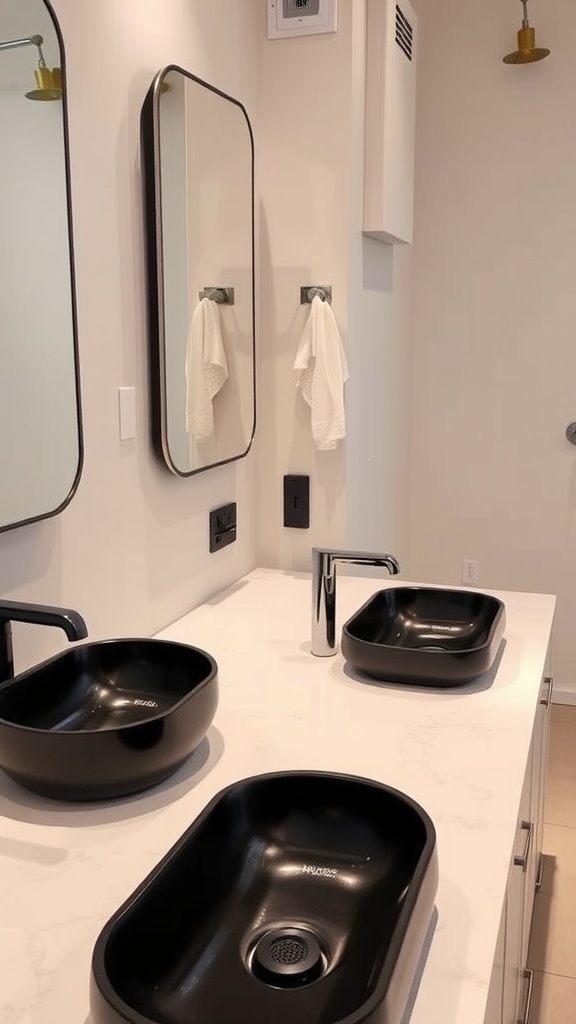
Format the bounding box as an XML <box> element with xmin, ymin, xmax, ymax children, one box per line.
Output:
<box><xmin>341</xmin><ymin>587</ymin><xmax>506</xmax><ymax>686</ymax></box>
<box><xmin>91</xmin><ymin>771</ymin><xmax>438</xmax><ymax>1024</ymax></box>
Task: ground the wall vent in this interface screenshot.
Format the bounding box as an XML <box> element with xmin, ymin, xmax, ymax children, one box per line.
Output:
<box><xmin>363</xmin><ymin>0</ymin><xmax>418</xmax><ymax>244</ymax></box>
<box><xmin>395</xmin><ymin>5</ymin><xmax>413</xmax><ymax>61</ymax></box>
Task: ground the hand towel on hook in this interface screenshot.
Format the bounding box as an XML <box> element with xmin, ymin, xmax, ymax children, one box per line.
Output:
<box><xmin>293</xmin><ymin>294</ymin><xmax>349</xmax><ymax>450</ymax></box>
<box><xmin>185</xmin><ymin>297</ymin><xmax>229</xmax><ymax>443</ymax></box>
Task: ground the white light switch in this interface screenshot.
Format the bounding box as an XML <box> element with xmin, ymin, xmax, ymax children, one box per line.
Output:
<box><xmin>118</xmin><ymin>387</ymin><xmax>136</xmax><ymax>440</ymax></box>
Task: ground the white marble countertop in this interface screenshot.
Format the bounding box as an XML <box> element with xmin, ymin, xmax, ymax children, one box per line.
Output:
<box><xmin>0</xmin><ymin>569</ymin><xmax>555</xmax><ymax>1024</ymax></box>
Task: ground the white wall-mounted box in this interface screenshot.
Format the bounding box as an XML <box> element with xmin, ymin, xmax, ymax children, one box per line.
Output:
<box><xmin>363</xmin><ymin>0</ymin><xmax>418</xmax><ymax>245</ymax></box>
<box><xmin>267</xmin><ymin>0</ymin><xmax>337</xmax><ymax>39</ymax></box>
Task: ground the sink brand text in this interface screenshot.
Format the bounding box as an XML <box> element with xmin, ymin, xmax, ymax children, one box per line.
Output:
<box><xmin>302</xmin><ymin>865</ymin><xmax>339</xmax><ymax>877</ymax></box>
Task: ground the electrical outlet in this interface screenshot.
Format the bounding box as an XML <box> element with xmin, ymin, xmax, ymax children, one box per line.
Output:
<box><xmin>209</xmin><ymin>503</ymin><xmax>237</xmax><ymax>553</ymax></box>
<box><xmin>462</xmin><ymin>558</ymin><xmax>479</xmax><ymax>585</ymax></box>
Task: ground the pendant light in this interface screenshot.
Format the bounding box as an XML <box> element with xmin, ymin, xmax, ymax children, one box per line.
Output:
<box><xmin>503</xmin><ymin>0</ymin><xmax>550</xmax><ymax>64</ymax></box>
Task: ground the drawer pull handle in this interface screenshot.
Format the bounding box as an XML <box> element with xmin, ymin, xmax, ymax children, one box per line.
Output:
<box><xmin>517</xmin><ymin>968</ymin><xmax>534</xmax><ymax>1024</ymax></box>
<box><xmin>514</xmin><ymin>820</ymin><xmax>533</xmax><ymax>872</ymax></box>
<box><xmin>540</xmin><ymin>677</ymin><xmax>553</xmax><ymax>706</ymax></box>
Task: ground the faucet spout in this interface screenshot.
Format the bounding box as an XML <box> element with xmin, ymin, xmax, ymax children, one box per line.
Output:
<box><xmin>0</xmin><ymin>599</ymin><xmax>88</xmax><ymax>682</ymax></box>
<box><xmin>311</xmin><ymin>547</ymin><xmax>400</xmax><ymax>657</ymax></box>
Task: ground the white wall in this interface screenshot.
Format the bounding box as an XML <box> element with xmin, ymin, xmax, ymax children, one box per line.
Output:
<box><xmin>1</xmin><ymin>0</ymin><xmax>414</xmax><ymax>682</ymax></box>
<box><xmin>257</xmin><ymin>5</ymin><xmax>353</xmax><ymax>569</ymax></box>
<box><xmin>408</xmin><ymin>0</ymin><xmax>576</xmax><ymax>697</ymax></box>
<box><xmin>13</xmin><ymin>0</ymin><xmax>568</xmax><ymax>699</ymax></box>
<box><xmin>257</xmin><ymin>0</ymin><xmax>413</xmax><ymax>571</ymax></box>
<box><xmin>345</xmin><ymin>0</ymin><xmax>414</xmax><ymax>563</ymax></box>
<box><xmin>0</xmin><ymin>0</ymin><xmax>260</xmax><ymax>674</ymax></box>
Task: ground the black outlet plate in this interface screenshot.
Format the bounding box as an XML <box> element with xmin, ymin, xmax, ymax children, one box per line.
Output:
<box><xmin>283</xmin><ymin>475</ymin><xmax>310</xmax><ymax>529</ymax></box>
<box><xmin>209</xmin><ymin>502</ymin><xmax>237</xmax><ymax>553</ymax></box>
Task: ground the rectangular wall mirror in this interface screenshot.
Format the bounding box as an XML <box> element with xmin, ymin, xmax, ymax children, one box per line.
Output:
<box><xmin>141</xmin><ymin>66</ymin><xmax>256</xmax><ymax>476</ymax></box>
<box><xmin>0</xmin><ymin>0</ymin><xmax>82</xmax><ymax>532</ymax></box>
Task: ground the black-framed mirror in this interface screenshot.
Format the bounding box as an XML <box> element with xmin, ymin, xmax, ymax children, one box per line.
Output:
<box><xmin>0</xmin><ymin>0</ymin><xmax>82</xmax><ymax>533</ymax></box>
<box><xmin>141</xmin><ymin>66</ymin><xmax>256</xmax><ymax>476</ymax></box>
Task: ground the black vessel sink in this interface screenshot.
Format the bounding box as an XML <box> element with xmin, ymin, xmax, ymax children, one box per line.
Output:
<box><xmin>91</xmin><ymin>771</ymin><xmax>438</xmax><ymax>1024</ymax></box>
<box><xmin>0</xmin><ymin>638</ymin><xmax>218</xmax><ymax>800</ymax></box>
<box><xmin>342</xmin><ymin>586</ymin><xmax>505</xmax><ymax>686</ymax></box>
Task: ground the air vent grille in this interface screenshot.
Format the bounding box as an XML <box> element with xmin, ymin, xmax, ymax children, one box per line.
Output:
<box><xmin>395</xmin><ymin>5</ymin><xmax>413</xmax><ymax>60</ymax></box>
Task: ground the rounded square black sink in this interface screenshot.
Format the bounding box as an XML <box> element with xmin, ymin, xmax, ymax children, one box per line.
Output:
<box><xmin>341</xmin><ymin>586</ymin><xmax>506</xmax><ymax>686</ymax></box>
<box><xmin>91</xmin><ymin>771</ymin><xmax>438</xmax><ymax>1024</ymax></box>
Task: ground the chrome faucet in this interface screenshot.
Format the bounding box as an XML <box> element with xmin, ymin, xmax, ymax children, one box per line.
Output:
<box><xmin>311</xmin><ymin>548</ymin><xmax>400</xmax><ymax>657</ymax></box>
<box><xmin>0</xmin><ymin>599</ymin><xmax>88</xmax><ymax>681</ymax></box>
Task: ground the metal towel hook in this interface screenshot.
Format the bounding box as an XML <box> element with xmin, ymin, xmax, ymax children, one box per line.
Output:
<box><xmin>199</xmin><ymin>287</ymin><xmax>235</xmax><ymax>305</ymax></box>
<box><xmin>300</xmin><ymin>286</ymin><xmax>332</xmax><ymax>305</ymax></box>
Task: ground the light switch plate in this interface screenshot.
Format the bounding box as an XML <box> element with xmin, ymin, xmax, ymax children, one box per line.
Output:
<box><xmin>267</xmin><ymin>0</ymin><xmax>337</xmax><ymax>39</ymax></box>
<box><xmin>283</xmin><ymin>475</ymin><xmax>310</xmax><ymax>529</ymax></box>
<box><xmin>118</xmin><ymin>387</ymin><xmax>136</xmax><ymax>441</ymax></box>
<box><xmin>209</xmin><ymin>502</ymin><xmax>237</xmax><ymax>553</ymax></box>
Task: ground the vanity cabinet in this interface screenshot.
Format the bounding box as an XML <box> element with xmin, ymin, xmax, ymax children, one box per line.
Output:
<box><xmin>484</xmin><ymin>676</ymin><xmax>552</xmax><ymax>1024</ymax></box>
<box><xmin>484</xmin><ymin>903</ymin><xmax>506</xmax><ymax>1024</ymax></box>
<box><xmin>532</xmin><ymin>676</ymin><xmax>552</xmax><ymax>895</ymax></box>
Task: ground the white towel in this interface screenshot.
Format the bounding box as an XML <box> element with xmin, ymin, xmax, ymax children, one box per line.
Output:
<box><xmin>293</xmin><ymin>295</ymin><xmax>349</xmax><ymax>451</ymax></box>
<box><xmin>185</xmin><ymin>297</ymin><xmax>229</xmax><ymax>443</ymax></box>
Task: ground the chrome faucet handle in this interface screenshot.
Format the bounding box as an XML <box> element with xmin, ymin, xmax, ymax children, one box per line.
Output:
<box><xmin>313</xmin><ymin>548</ymin><xmax>400</xmax><ymax>571</ymax></box>
<box><xmin>311</xmin><ymin>547</ymin><xmax>400</xmax><ymax>657</ymax></box>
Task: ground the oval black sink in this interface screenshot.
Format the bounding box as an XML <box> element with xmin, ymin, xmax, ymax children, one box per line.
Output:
<box><xmin>0</xmin><ymin>638</ymin><xmax>218</xmax><ymax>800</ymax></box>
<box><xmin>91</xmin><ymin>771</ymin><xmax>438</xmax><ymax>1024</ymax></box>
<box><xmin>342</xmin><ymin>586</ymin><xmax>506</xmax><ymax>686</ymax></box>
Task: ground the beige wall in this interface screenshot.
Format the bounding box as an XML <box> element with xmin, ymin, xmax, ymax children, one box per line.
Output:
<box><xmin>257</xmin><ymin>0</ymin><xmax>413</xmax><ymax>571</ymax></box>
<box><xmin>8</xmin><ymin>0</ymin><xmax>569</xmax><ymax>700</ymax></box>
<box><xmin>1</xmin><ymin>0</ymin><xmax>414</xmax><ymax>679</ymax></box>
<box><xmin>0</xmin><ymin>0</ymin><xmax>260</xmax><ymax>674</ymax></box>
<box><xmin>409</xmin><ymin>0</ymin><xmax>576</xmax><ymax>697</ymax></box>
<box><xmin>257</xmin><ymin>2</ymin><xmax>354</xmax><ymax>569</ymax></box>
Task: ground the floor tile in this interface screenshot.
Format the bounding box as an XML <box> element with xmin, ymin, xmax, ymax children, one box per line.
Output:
<box><xmin>551</xmin><ymin>704</ymin><xmax>576</xmax><ymax>725</ymax></box>
<box><xmin>542</xmin><ymin>823</ymin><xmax>576</xmax><ymax>883</ymax></box>
<box><xmin>529</xmin><ymin>825</ymin><xmax>576</xmax><ymax>976</ymax></box>
<box><xmin>545</xmin><ymin>722</ymin><xmax>576</xmax><ymax>827</ymax></box>
<box><xmin>531</xmin><ymin>971</ymin><xmax>576</xmax><ymax>1024</ymax></box>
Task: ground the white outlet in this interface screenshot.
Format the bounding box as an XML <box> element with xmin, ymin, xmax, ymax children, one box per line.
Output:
<box><xmin>462</xmin><ymin>559</ymin><xmax>479</xmax><ymax>585</ymax></box>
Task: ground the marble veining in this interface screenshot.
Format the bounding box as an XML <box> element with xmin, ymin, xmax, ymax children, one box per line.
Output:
<box><xmin>0</xmin><ymin>569</ymin><xmax>555</xmax><ymax>1024</ymax></box>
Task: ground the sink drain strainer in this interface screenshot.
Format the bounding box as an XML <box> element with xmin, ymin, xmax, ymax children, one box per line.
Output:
<box><xmin>250</xmin><ymin>927</ymin><xmax>325</xmax><ymax>988</ymax></box>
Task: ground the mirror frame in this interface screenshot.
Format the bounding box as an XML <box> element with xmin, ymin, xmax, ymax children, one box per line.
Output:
<box><xmin>0</xmin><ymin>0</ymin><xmax>83</xmax><ymax>534</ymax></box>
<box><xmin>141</xmin><ymin>65</ymin><xmax>256</xmax><ymax>477</ymax></box>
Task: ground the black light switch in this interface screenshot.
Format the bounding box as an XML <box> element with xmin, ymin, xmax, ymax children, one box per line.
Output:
<box><xmin>209</xmin><ymin>502</ymin><xmax>237</xmax><ymax>552</ymax></box>
<box><xmin>283</xmin><ymin>475</ymin><xmax>310</xmax><ymax>529</ymax></box>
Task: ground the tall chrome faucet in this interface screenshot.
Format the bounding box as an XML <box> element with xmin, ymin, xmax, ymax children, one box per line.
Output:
<box><xmin>311</xmin><ymin>548</ymin><xmax>400</xmax><ymax>657</ymax></box>
<box><xmin>0</xmin><ymin>599</ymin><xmax>88</xmax><ymax>682</ymax></box>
